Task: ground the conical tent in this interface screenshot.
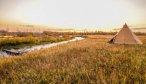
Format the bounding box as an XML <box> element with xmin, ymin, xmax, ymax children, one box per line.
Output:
<box><xmin>109</xmin><ymin>23</ymin><xmax>143</xmax><ymax>44</ymax></box>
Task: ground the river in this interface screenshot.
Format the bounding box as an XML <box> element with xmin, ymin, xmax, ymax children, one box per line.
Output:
<box><xmin>0</xmin><ymin>37</ymin><xmax>85</xmax><ymax>58</ymax></box>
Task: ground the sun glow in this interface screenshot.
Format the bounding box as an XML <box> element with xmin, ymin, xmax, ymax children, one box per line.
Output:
<box><xmin>2</xmin><ymin>0</ymin><xmax>146</xmax><ymax>31</ymax></box>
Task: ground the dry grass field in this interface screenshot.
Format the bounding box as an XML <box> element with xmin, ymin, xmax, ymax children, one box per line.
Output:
<box><xmin>0</xmin><ymin>35</ymin><xmax>146</xmax><ymax>84</ymax></box>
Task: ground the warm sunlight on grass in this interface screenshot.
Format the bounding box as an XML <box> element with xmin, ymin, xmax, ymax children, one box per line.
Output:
<box><xmin>0</xmin><ymin>35</ymin><xmax>146</xmax><ymax>83</ymax></box>
<box><xmin>0</xmin><ymin>35</ymin><xmax>71</xmax><ymax>49</ymax></box>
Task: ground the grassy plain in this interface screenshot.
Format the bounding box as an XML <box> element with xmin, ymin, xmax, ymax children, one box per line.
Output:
<box><xmin>0</xmin><ymin>35</ymin><xmax>146</xmax><ymax>84</ymax></box>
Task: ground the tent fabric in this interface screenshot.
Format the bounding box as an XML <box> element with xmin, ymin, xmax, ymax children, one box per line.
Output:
<box><xmin>109</xmin><ymin>23</ymin><xmax>143</xmax><ymax>44</ymax></box>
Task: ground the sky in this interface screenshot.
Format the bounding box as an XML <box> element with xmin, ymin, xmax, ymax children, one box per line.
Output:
<box><xmin>0</xmin><ymin>0</ymin><xmax>146</xmax><ymax>31</ymax></box>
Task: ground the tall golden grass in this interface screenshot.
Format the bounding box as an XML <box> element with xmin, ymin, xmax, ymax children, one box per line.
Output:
<box><xmin>0</xmin><ymin>36</ymin><xmax>71</xmax><ymax>48</ymax></box>
<box><xmin>0</xmin><ymin>35</ymin><xmax>146</xmax><ymax>83</ymax></box>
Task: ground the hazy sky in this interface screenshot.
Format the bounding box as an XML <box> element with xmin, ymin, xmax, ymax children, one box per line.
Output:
<box><xmin>0</xmin><ymin>0</ymin><xmax>146</xmax><ymax>31</ymax></box>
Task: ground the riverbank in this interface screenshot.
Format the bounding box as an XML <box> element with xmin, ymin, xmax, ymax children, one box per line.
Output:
<box><xmin>0</xmin><ymin>36</ymin><xmax>72</xmax><ymax>49</ymax></box>
<box><xmin>0</xmin><ymin>37</ymin><xmax>85</xmax><ymax>57</ymax></box>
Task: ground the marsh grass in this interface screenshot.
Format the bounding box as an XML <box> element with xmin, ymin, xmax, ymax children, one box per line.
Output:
<box><xmin>0</xmin><ymin>35</ymin><xmax>146</xmax><ymax>84</ymax></box>
<box><xmin>0</xmin><ymin>36</ymin><xmax>71</xmax><ymax>49</ymax></box>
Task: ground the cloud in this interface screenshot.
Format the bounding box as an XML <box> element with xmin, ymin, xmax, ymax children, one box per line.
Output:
<box><xmin>132</xmin><ymin>28</ymin><xmax>146</xmax><ymax>30</ymax></box>
<box><xmin>127</xmin><ymin>0</ymin><xmax>146</xmax><ymax>10</ymax></box>
<box><xmin>0</xmin><ymin>0</ymin><xmax>31</xmax><ymax>12</ymax></box>
<box><xmin>0</xmin><ymin>0</ymin><xmax>146</xmax><ymax>31</ymax></box>
<box><xmin>0</xmin><ymin>0</ymin><xmax>33</xmax><ymax>19</ymax></box>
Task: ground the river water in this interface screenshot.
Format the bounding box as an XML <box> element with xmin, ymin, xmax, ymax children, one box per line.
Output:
<box><xmin>0</xmin><ymin>37</ymin><xmax>84</xmax><ymax>58</ymax></box>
